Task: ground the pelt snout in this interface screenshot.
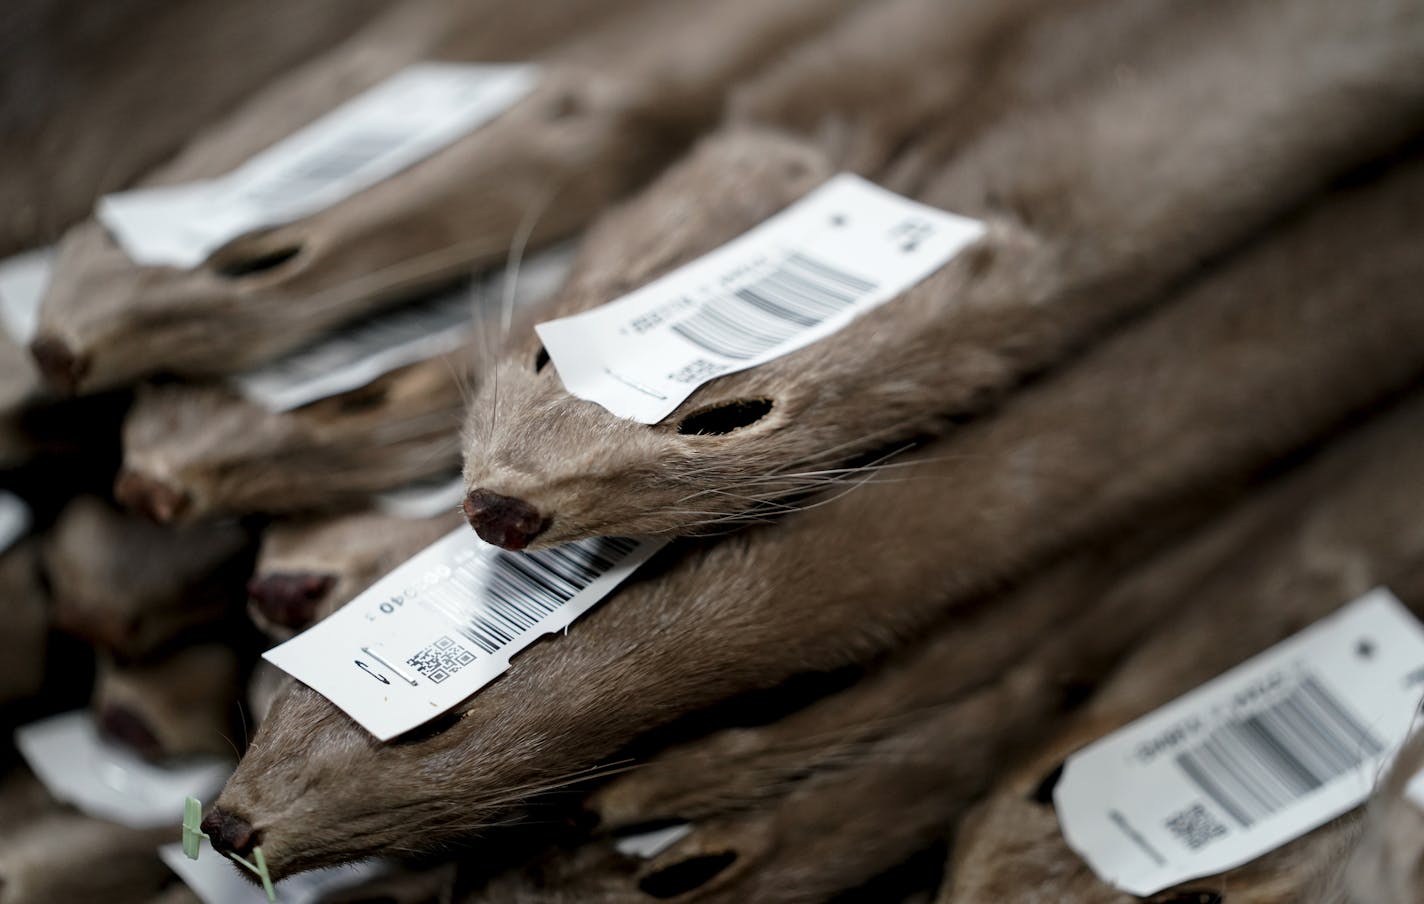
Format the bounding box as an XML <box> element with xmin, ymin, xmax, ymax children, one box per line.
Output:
<box><xmin>96</xmin><ymin>702</ymin><xmax>164</xmax><ymax>761</ymax></box>
<box><xmin>202</xmin><ymin>807</ymin><xmax>258</xmax><ymax>858</ymax></box>
<box><xmin>462</xmin><ymin>489</ymin><xmax>547</xmax><ymax>550</ymax></box>
<box><xmin>247</xmin><ymin>572</ymin><xmax>336</xmax><ymax>630</ymax></box>
<box><xmin>29</xmin><ymin>334</ymin><xmax>90</xmax><ymax>394</ymax></box>
<box><xmin>114</xmin><ymin>469</ymin><xmax>191</xmax><ymax>522</ymax></box>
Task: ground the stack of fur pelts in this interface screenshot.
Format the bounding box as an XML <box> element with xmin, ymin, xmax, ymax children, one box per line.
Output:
<box><xmin>3</xmin><ymin>0</ymin><xmax>1424</xmax><ymax>901</ymax></box>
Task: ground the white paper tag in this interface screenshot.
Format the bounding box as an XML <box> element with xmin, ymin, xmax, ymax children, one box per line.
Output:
<box><xmin>231</xmin><ymin>240</ymin><xmax>576</xmax><ymax>412</ymax></box>
<box><xmin>0</xmin><ymin>246</ymin><xmax>53</xmax><ymax>345</ymax></box>
<box><xmin>160</xmin><ymin>839</ymin><xmax>386</xmax><ymax>904</ymax></box>
<box><xmin>614</xmin><ymin>823</ymin><xmax>694</xmax><ymax>859</ymax></box>
<box><xmin>0</xmin><ymin>489</ymin><xmax>33</xmax><ymax>557</ymax></box>
<box><xmin>1055</xmin><ymin>588</ymin><xmax>1424</xmax><ymax>896</ymax></box>
<box><xmin>98</xmin><ymin>63</ymin><xmax>539</xmax><ymax>269</ymax></box>
<box><xmin>231</xmin><ymin>289</ymin><xmax>473</xmax><ymax>412</ymax></box>
<box><xmin>14</xmin><ymin>711</ymin><xmax>232</xmax><ymax>830</ymax></box>
<box><xmin>535</xmin><ymin>173</ymin><xmax>986</xmax><ymax>424</ymax></box>
<box><xmin>372</xmin><ymin>473</ymin><xmax>465</xmax><ymax>520</ymax></box>
<box><xmin>264</xmin><ymin>530</ymin><xmax>664</xmax><ymax>741</ymax></box>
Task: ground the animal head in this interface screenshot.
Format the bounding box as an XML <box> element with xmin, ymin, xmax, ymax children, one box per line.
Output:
<box><xmin>459</xmin><ymin>128</ymin><xmax>878</xmax><ymax>549</ymax></box>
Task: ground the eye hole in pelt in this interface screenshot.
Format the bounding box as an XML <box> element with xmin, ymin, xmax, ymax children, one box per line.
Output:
<box><xmin>677</xmin><ymin>398</ymin><xmax>774</xmax><ymax>436</ymax></box>
<box><xmin>534</xmin><ymin>345</ymin><xmax>550</xmax><ymax>373</ymax></box>
<box><xmin>213</xmin><ymin>244</ymin><xmax>303</xmax><ymax>279</ymax></box>
<box><xmin>638</xmin><ymin>851</ymin><xmax>738</xmax><ymax>898</ymax></box>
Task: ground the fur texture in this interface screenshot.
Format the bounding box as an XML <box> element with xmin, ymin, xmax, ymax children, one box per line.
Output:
<box><xmin>462</xmin><ymin>0</ymin><xmax>1424</xmax><ymax>547</ymax></box>
<box><xmin>92</xmin><ymin>644</ymin><xmax>243</xmax><ymax>761</ymax></box>
<box><xmin>117</xmin><ymin>354</ymin><xmax>468</xmax><ymax>522</ymax></box>
<box><xmin>248</xmin><ymin>507</ymin><xmax>462</xmax><ymax>640</ymax></box>
<box><xmin>1307</xmin><ymin>730</ymin><xmax>1424</xmax><ymax>904</ymax></box>
<box><xmin>0</xmin><ymin>767</ymin><xmax>55</xmax><ymax>840</ymax></box>
<box><xmin>42</xmin><ymin>496</ymin><xmax>252</xmax><ymax>658</ymax></box>
<box><xmin>31</xmin><ymin>0</ymin><xmax>859</xmax><ymax>393</ymax></box>
<box><xmin>0</xmin><ymin>810</ymin><xmax>174</xmax><ymax>904</ymax></box>
<box><xmin>941</xmin><ymin>401</ymin><xmax>1424</xmax><ymax>904</ymax></box>
<box><xmin>587</xmin><ymin>508</ymin><xmax>1227</xmax><ymax>833</ymax></box>
<box><xmin>475</xmin><ymin>508</ymin><xmax>1244</xmax><ymax>903</ymax></box>
<box><xmin>208</xmin><ymin>146</ymin><xmax>1424</xmax><ymax>880</ymax></box>
<box><xmin>0</xmin><ymin>332</ymin><xmax>43</xmax><ymax>466</ymax></box>
<box><xmin>116</xmin><ymin>243</ymin><xmax>578</xmax><ymax>521</ymax></box>
<box><xmin>0</xmin><ymin>540</ymin><xmax>47</xmax><ymax>705</ymax></box>
<box><xmin>0</xmin><ymin>0</ymin><xmax>386</xmax><ymax>257</ymax></box>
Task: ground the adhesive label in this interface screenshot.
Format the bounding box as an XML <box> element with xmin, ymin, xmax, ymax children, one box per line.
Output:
<box><xmin>15</xmin><ymin>710</ymin><xmax>231</xmax><ymax>829</ymax></box>
<box><xmin>99</xmin><ymin>63</ymin><xmax>538</xmax><ymax>269</ymax></box>
<box><xmin>1055</xmin><ymin>588</ymin><xmax>1424</xmax><ymax>896</ymax></box>
<box><xmin>0</xmin><ymin>246</ymin><xmax>52</xmax><ymax>345</ymax></box>
<box><xmin>264</xmin><ymin>530</ymin><xmax>664</xmax><ymax>740</ymax></box>
<box><xmin>231</xmin><ymin>240</ymin><xmax>576</xmax><ymax>412</ymax></box>
<box><xmin>536</xmin><ymin>173</ymin><xmax>985</xmax><ymax>423</ymax></box>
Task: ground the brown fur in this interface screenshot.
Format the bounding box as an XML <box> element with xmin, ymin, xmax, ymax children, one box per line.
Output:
<box><xmin>145</xmin><ymin>886</ymin><xmax>202</xmax><ymax>904</ymax></box>
<box><xmin>32</xmin><ymin>0</ymin><xmax>860</xmax><ymax>393</ymax></box>
<box><xmin>486</xmin><ymin>528</ymin><xmax>1240</xmax><ymax>902</ymax></box>
<box><xmin>1307</xmin><ymin>733</ymin><xmax>1424</xmax><ymax>904</ymax></box>
<box><xmin>489</xmin><ymin>396</ymin><xmax>1418</xmax><ymax>902</ymax></box>
<box><xmin>462</xmin><ymin>0</ymin><xmax>1424</xmax><ymax>547</ymax></box>
<box><xmin>246</xmin><ymin>660</ymin><xmax>290</xmax><ymax>728</ymax></box>
<box><xmin>0</xmin><ymin>810</ymin><xmax>175</xmax><ymax>904</ymax></box>
<box><xmin>0</xmin><ymin>0</ymin><xmax>387</xmax><ymax>257</ymax></box>
<box><xmin>588</xmin><ymin>508</ymin><xmax>1229</xmax><ymax>832</ymax></box>
<box><xmin>42</xmin><ymin>496</ymin><xmax>252</xmax><ymax>658</ymax></box>
<box><xmin>116</xmin><ymin>244</ymin><xmax>578</xmax><ymax>522</ymax></box>
<box><xmin>728</xmin><ymin>0</ymin><xmax>1193</xmax><ymax>186</ymax></box>
<box><xmin>0</xmin><ymin>766</ymin><xmax>57</xmax><ymax>839</ymax></box>
<box><xmin>209</xmin><ymin>145</ymin><xmax>1424</xmax><ymax>880</ymax></box>
<box><xmin>321</xmin><ymin>862</ymin><xmax>460</xmax><ymax>904</ymax></box>
<box><xmin>0</xmin><ymin>540</ymin><xmax>47</xmax><ymax>705</ymax></box>
<box><xmin>246</xmin><ymin>508</ymin><xmax>462</xmax><ymax>725</ymax></box>
<box><xmin>249</xmin><ymin>507</ymin><xmax>462</xmax><ymax>640</ymax></box>
<box><xmin>941</xmin><ymin>413</ymin><xmax>1424</xmax><ymax>903</ymax></box>
<box><xmin>118</xmin><ymin>353</ymin><xmax>468</xmax><ymax>522</ymax></box>
<box><xmin>0</xmin><ymin>332</ymin><xmax>43</xmax><ymax>466</ymax></box>
<box><xmin>92</xmin><ymin>644</ymin><xmax>243</xmax><ymax>761</ymax></box>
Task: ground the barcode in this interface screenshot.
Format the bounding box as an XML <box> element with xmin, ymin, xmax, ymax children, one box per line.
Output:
<box><xmin>670</xmin><ymin>251</ymin><xmax>877</xmax><ymax>359</ymax></box>
<box><xmin>1174</xmin><ymin>673</ymin><xmax>1383</xmax><ymax>828</ymax></box>
<box><xmin>419</xmin><ymin>537</ymin><xmax>640</xmax><ymax>656</ymax></box>
<box><xmin>242</xmin><ymin>128</ymin><xmax>408</xmax><ymax>203</ymax></box>
<box><xmin>405</xmin><ymin>635</ymin><xmax>475</xmax><ymax>684</ymax></box>
<box><xmin>249</xmin><ymin>289</ymin><xmax>471</xmax><ymax>387</ymax></box>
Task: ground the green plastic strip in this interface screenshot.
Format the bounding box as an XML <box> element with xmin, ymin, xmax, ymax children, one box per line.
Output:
<box><xmin>182</xmin><ymin>797</ymin><xmax>206</xmax><ymax>860</ymax></box>
<box><xmin>228</xmin><ymin>848</ymin><xmax>277</xmax><ymax>902</ymax></box>
<box><xmin>181</xmin><ymin>797</ymin><xmax>278</xmax><ymax>901</ymax></box>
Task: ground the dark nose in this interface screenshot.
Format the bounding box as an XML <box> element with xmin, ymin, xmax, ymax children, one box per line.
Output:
<box><xmin>52</xmin><ymin>601</ymin><xmax>134</xmax><ymax>651</ymax></box>
<box><xmin>96</xmin><ymin>702</ymin><xmax>164</xmax><ymax>761</ymax></box>
<box><xmin>202</xmin><ymin>807</ymin><xmax>258</xmax><ymax>858</ymax></box>
<box><xmin>462</xmin><ymin>489</ymin><xmax>547</xmax><ymax>550</ymax></box>
<box><xmin>248</xmin><ymin>572</ymin><xmax>336</xmax><ymax>630</ymax></box>
<box><xmin>114</xmin><ymin>469</ymin><xmax>191</xmax><ymax>522</ymax></box>
<box><xmin>29</xmin><ymin>335</ymin><xmax>89</xmax><ymax>393</ymax></box>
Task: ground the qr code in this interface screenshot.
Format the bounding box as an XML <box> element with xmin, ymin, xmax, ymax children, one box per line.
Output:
<box><xmin>1166</xmin><ymin>802</ymin><xmax>1228</xmax><ymax>850</ymax></box>
<box><xmin>667</xmin><ymin>358</ymin><xmax>728</xmax><ymax>384</ymax></box>
<box><xmin>405</xmin><ymin>635</ymin><xmax>475</xmax><ymax>684</ymax></box>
